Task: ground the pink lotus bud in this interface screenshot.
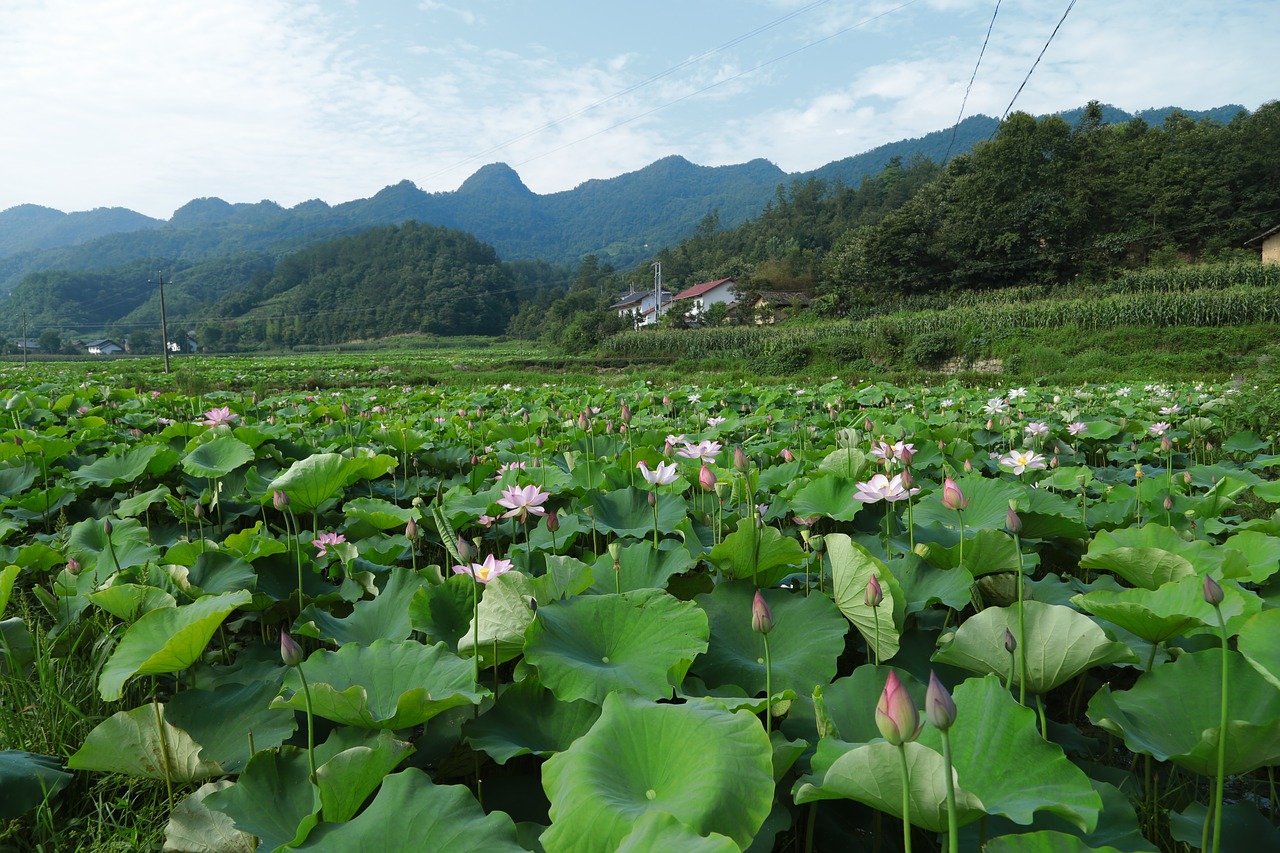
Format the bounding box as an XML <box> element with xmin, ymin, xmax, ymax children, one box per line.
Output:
<box><xmin>663</xmin><ymin>396</ymin><xmax>673</xmax><ymax>407</ymax></box>
<box><xmin>699</xmin><ymin>464</ymin><xmax>717</xmax><ymax>492</ymax></box>
<box><xmin>875</xmin><ymin>670</ymin><xmax>922</xmax><ymax>745</ymax></box>
<box><xmin>733</xmin><ymin>446</ymin><xmax>749</xmax><ymax>473</ymax></box>
<box><xmin>1003</xmin><ymin>628</ymin><xmax>1017</xmax><ymax>653</ymax></box>
<box><xmin>66</xmin><ymin>557</ymin><xmax>81</xmax><ymax>576</ymax></box>
<box><xmin>900</xmin><ymin>468</ymin><xmax>914</xmax><ymax>489</ymax></box>
<box><xmin>751</xmin><ymin>590</ymin><xmax>775</xmax><ymax>634</ymax></box>
<box><xmin>1202</xmin><ymin>574</ymin><xmax>1224</xmax><ymax>607</ymax></box>
<box><xmin>103</xmin><ymin>518</ymin><xmax>113</xmax><ymax>536</ymax></box>
<box><xmin>546</xmin><ymin>510</ymin><xmax>560</xmax><ymax>533</ymax></box>
<box><xmin>780</xmin><ymin>448</ymin><xmax>794</xmax><ymax>463</ymax></box>
<box><xmin>941</xmin><ymin>477</ymin><xmax>969</xmax><ymax>511</ymax></box>
<box><xmin>925</xmin><ymin>670</ymin><xmax>956</xmax><ymax>731</ymax></box>
<box><xmin>620</xmin><ymin>402</ymin><xmax>632</xmax><ymax>424</ymax></box>
<box><xmin>272</xmin><ymin>490</ymin><xmax>289</xmax><ymax>510</ymax></box>
<box><xmin>865</xmin><ymin>574</ymin><xmax>883</xmax><ymax>608</ymax></box>
<box><xmin>280</xmin><ymin>631</ymin><xmax>304</xmax><ymax>667</ymax></box>
<box><xmin>963</xmin><ymin>458</ymin><xmax>973</xmax><ymax>473</ymax></box>
<box><xmin>864</xmin><ymin>418</ymin><xmax>873</xmax><ymax>432</ymax></box>
<box><xmin>1006</xmin><ymin>505</ymin><xmax>1022</xmax><ymax>535</ymax></box>
<box><xmin>1161</xmin><ymin>436</ymin><xmax>1172</xmax><ymax>453</ymax></box>
<box><xmin>405</xmin><ymin>517</ymin><xmax>419</xmax><ymax>542</ymax></box>
<box><xmin>1050</xmin><ymin>455</ymin><xmax>1059</xmax><ymax>468</ymax></box>
<box><xmin>986</xmin><ymin>418</ymin><xmax>994</xmax><ymax>431</ymax></box>
<box><xmin>1163</xmin><ymin>495</ymin><xmax>1174</xmax><ymax>511</ymax></box>
<box><xmin>1183</xmin><ymin>471</ymin><xmax>1192</xmax><ymax>485</ymax></box>
<box><xmin>457</xmin><ymin>535</ymin><xmax>476</xmax><ymax>564</ymax></box>
<box><xmin>578</xmin><ymin>411</ymin><xmax>590</xmax><ymax>431</ymax></box>
<box><xmin>341</xmin><ymin>402</ymin><xmax>351</xmax><ymax>417</ymax></box>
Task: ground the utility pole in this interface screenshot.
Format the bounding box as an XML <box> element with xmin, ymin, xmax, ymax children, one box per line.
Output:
<box><xmin>157</xmin><ymin>271</ymin><xmax>171</xmax><ymax>374</ymax></box>
<box><xmin>21</xmin><ymin>312</ymin><xmax>27</xmax><ymax>368</ymax></box>
<box><xmin>652</xmin><ymin>261</ymin><xmax>662</xmax><ymax>323</ymax></box>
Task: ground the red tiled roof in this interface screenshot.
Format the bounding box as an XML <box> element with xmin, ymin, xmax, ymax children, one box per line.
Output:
<box><xmin>673</xmin><ymin>277</ymin><xmax>735</xmax><ymax>301</ymax></box>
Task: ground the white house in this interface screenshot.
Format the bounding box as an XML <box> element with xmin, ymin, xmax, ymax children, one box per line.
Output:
<box><xmin>671</xmin><ymin>277</ymin><xmax>737</xmax><ymax>319</ymax></box>
<box><xmin>609</xmin><ymin>289</ymin><xmax>672</xmax><ymax>327</ymax></box>
<box><xmin>85</xmin><ymin>339</ymin><xmax>125</xmax><ymax>356</ymax></box>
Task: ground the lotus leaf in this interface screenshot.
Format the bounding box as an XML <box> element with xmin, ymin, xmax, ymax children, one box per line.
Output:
<box><xmin>587</xmin><ymin>486</ymin><xmax>688</xmax><ymax>538</ymax></box>
<box><xmin>313</xmin><ymin>728</ymin><xmax>415</xmax><ymax>823</ymax></box>
<box><xmin>68</xmin><ymin>702</ymin><xmax>223</xmax><ymax>782</ymax></box>
<box><xmin>827</xmin><ymin>533</ymin><xmax>905</xmax><ymax>662</ymax></box>
<box><xmin>1072</xmin><ymin>573</ymin><xmax>1253</xmax><ymax>652</ymax></box>
<box><xmin>67</xmin><ymin>516</ymin><xmax>161</xmax><ymax>574</ymax></box>
<box><xmin>983</xmin><ymin>831</ymin><xmax>1131</xmax><ymax>853</ymax></box>
<box><xmin>913</xmin><ymin>474</ymin><xmax>1024</xmax><ymax>532</ymax></box>
<box><xmin>86</xmin><ymin>583</ymin><xmax>177</xmax><ymax>621</ymax></box>
<box><xmin>163</xmin><ymin>781</ymin><xmax>257</xmax><ymax>853</ymax></box>
<box><xmin>1238</xmin><ymin>608</ymin><xmax>1280</xmax><ymax>689</ymax></box>
<box><xmin>707</xmin><ymin>521</ymin><xmax>808</xmax><ymax>588</ymax></box>
<box><xmin>202</xmin><ymin>747</ymin><xmax>321</xmax><ymax>851</ymax></box>
<box><xmin>70</xmin><ymin>444</ymin><xmax>160</xmax><ymax>486</ymax></box>
<box><xmin>408</xmin><ymin>573</ymin><xmax>474</xmax><ymax>651</ymax></box>
<box><xmin>166</xmin><ymin>676</ymin><xmax>296</xmax><ymax>772</ymax></box>
<box><xmin>294</xmin><ymin>567</ymin><xmax>427</xmax><ymax>646</ymax></box>
<box><xmin>182</xmin><ymin>434</ymin><xmax>255</xmax><ymax>478</ymax></box>
<box><xmin>463</xmin><ymin>677</ymin><xmax>602</xmax><ymax>764</ymax></box>
<box><xmin>525</xmin><ymin>588</ymin><xmax>709</xmax><ymax>704</ymax></box>
<box><xmin>788</xmin><ymin>475</ymin><xmax>862</xmax><ymax>521</ymax></box>
<box><xmin>587</xmin><ymin>539</ymin><xmax>692</xmax><ymax>593</ymax></box>
<box><xmin>616</xmin><ymin>812</ymin><xmax>740</xmax><ymax>853</ymax></box>
<box><xmin>541</xmin><ymin>694</ymin><xmax>774</xmax><ymax>852</ymax></box>
<box><xmin>0</xmin><ymin>751</ymin><xmax>72</xmax><ymax>820</ymax></box>
<box><xmin>456</xmin><ymin>568</ymin><xmax>538</xmax><ymax>666</ymax></box>
<box><xmin>272</xmin><ymin>639</ymin><xmax>486</xmax><ymax>729</ymax></box>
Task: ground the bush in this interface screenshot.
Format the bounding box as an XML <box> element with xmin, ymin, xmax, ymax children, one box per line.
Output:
<box><xmin>904</xmin><ymin>330</ymin><xmax>955</xmax><ymax>367</ymax></box>
<box><xmin>759</xmin><ymin>340</ymin><xmax>811</xmax><ymax>374</ymax></box>
<box><xmin>827</xmin><ymin>339</ymin><xmax>866</xmax><ymax>363</ymax></box>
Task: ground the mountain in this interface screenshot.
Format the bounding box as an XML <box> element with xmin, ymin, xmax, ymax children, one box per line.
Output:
<box><xmin>0</xmin><ymin>102</ymin><xmax>1251</xmax><ymax>330</ymax></box>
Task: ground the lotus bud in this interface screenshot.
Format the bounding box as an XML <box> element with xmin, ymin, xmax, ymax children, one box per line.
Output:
<box><xmin>900</xmin><ymin>468</ymin><xmax>914</xmax><ymax>489</ymax></box>
<box><xmin>925</xmin><ymin>671</ymin><xmax>956</xmax><ymax>731</ymax></box>
<box><xmin>577</xmin><ymin>411</ymin><xmax>590</xmax><ymax>431</ymax></box>
<box><xmin>605</xmin><ymin>419</ymin><xmax>614</xmax><ymax>434</ymax></box>
<box><xmin>942</xmin><ymin>477</ymin><xmax>969</xmax><ymax>511</ymax></box>
<box><xmin>733</xmin><ymin>445</ymin><xmax>749</xmax><ymax>473</ymax></box>
<box><xmin>1183</xmin><ymin>471</ymin><xmax>1192</xmax><ymax>486</ymax></box>
<box><xmin>66</xmin><ymin>557</ymin><xmax>81</xmax><ymax>576</ymax></box>
<box><xmin>663</xmin><ymin>395</ymin><xmax>673</xmax><ymax>407</ymax></box>
<box><xmin>620</xmin><ymin>402</ymin><xmax>632</xmax><ymax>424</ymax></box>
<box><xmin>865</xmin><ymin>574</ymin><xmax>883</xmax><ymax>608</ymax></box>
<box><xmin>1006</xmin><ymin>503</ymin><xmax>1022</xmax><ymax>535</ymax></box>
<box><xmin>1163</xmin><ymin>495</ymin><xmax>1174</xmax><ymax>512</ymax></box>
<box><xmin>13</xmin><ymin>436</ymin><xmax>21</xmax><ymax>447</ymax></box>
<box><xmin>103</xmin><ymin>518</ymin><xmax>113</xmax><ymax>536</ymax></box>
<box><xmin>648</xmin><ymin>491</ymin><xmax>656</xmax><ymax>507</ymax></box>
<box><xmin>193</xmin><ymin>502</ymin><xmax>204</xmax><ymax>519</ymax></box>
<box><xmin>899</xmin><ymin>446</ymin><xmax>914</xmax><ymax>466</ymax></box>
<box><xmin>875</xmin><ymin>670</ymin><xmax>922</xmax><ymax>745</ymax></box>
<box><xmin>1050</xmin><ymin>455</ymin><xmax>1059</xmax><ymax>468</ymax></box>
<box><xmin>546</xmin><ymin>510</ymin><xmax>560</xmax><ymax>533</ymax></box>
<box><xmin>781</xmin><ymin>448</ymin><xmax>794</xmax><ymax>463</ymax></box>
<box><xmin>1161</xmin><ymin>436</ymin><xmax>1172</xmax><ymax>453</ymax></box>
<box><xmin>457</xmin><ymin>535</ymin><xmax>476</xmax><ymax>564</ymax></box>
<box><xmin>1003</xmin><ymin>628</ymin><xmax>1017</xmax><ymax>653</ymax></box>
<box><xmin>963</xmin><ymin>458</ymin><xmax>973</xmax><ymax>473</ymax></box>
<box><xmin>405</xmin><ymin>517</ymin><xmax>419</xmax><ymax>542</ymax></box>
<box><xmin>986</xmin><ymin>418</ymin><xmax>994</xmax><ymax>431</ymax></box>
<box><xmin>272</xmin><ymin>489</ymin><xmax>290</xmax><ymax>510</ymax></box>
<box><xmin>1202</xmin><ymin>574</ymin><xmax>1224</xmax><ymax>608</ymax></box>
<box><xmin>751</xmin><ymin>590</ymin><xmax>775</xmax><ymax>634</ymax></box>
<box><xmin>535</xmin><ymin>435</ymin><xmax>544</xmax><ymax>449</ymax></box>
<box><xmin>865</xmin><ymin>418</ymin><xmax>873</xmax><ymax>432</ymax></box>
<box><xmin>280</xmin><ymin>631</ymin><xmax>304</xmax><ymax>667</ymax></box>
<box><xmin>699</xmin><ymin>464</ymin><xmax>717</xmax><ymax>492</ymax></box>
<box><xmin>341</xmin><ymin>402</ymin><xmax>351</xmax><ymax>417</ymax></box>
<box><xmin>938</xmin><ymin>439</ymin><xmax>946</xmax><ymax>451</ymax></box>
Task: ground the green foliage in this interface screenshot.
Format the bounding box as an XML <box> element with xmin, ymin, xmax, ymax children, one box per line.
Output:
<box><xmin>904</xmin><ymin>330</ymin><xmax>956</xmax><ymax>367</ymax></box>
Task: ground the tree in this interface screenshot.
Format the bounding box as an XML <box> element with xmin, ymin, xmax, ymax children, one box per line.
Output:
<box><xmin>37</xmin><ymin>328</ymin><xmax>62</xmax><ymax>354</ymax></box>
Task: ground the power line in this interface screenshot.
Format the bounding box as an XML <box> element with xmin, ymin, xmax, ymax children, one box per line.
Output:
<box><xmin>994</xmin><ymin>0</ymin><xmax>1079</xmax><ymax>132</ymax></box>
<box><xmin>944</xmin><ymin>0</ymin><xmax>1001</xmax><ymax>164</ymax></box>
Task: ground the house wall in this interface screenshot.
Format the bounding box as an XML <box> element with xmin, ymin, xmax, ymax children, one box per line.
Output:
<box><xmin>1264</xmin><ymin>235</ymin><xmax>1280</xmax><ymax>266</ymax></box>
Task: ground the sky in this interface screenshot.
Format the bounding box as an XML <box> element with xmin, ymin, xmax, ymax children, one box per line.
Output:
<box><xmin>1</xmin><ymin>0</ymin><xmax>1274</xmax><ymax>220</ymax></box>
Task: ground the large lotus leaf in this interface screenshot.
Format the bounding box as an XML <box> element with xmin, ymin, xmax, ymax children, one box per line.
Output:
<box><xmin>221</xmin><ymin>522</ymin><xmax>289</xmax><ymax>563</ymax></box>
<box><xmin>913</xmin><ymin>474</ymin><xmax>1024</xmax><ymax>532</ymax></box>
<box><xmin>1090</xmin><ymin>648</ymin><xmax>1280</xmax><ymax>773</ymax></box>
<box><xmin>817</xmin><ymin>448</ymin><xmax>869</xmax><ymax>479</ymax></box>
<box><xmin>70</xmin><ymin>444</ymin><xmax>160</xmax><ymax>486</ymax></box>
<box><xmin>1222</xmin><ymin>530</ymin><xmax>1280</xmax><ymax>583</ymax></box>
<box><xmin>67</xmin><ymin>516</ymin><xmax>161</xmax><ymax>573</ymax></box>
<box><xmin>0</xmin><ymin>751</ymin><xmax>72</xmax><ymax>820</ymax></box>
<box><xmin>587</xmin><ymin>487</ymin><xmax>688</xmax><ymax>538</ymax></box>
<box><xmin>163</xmin><ymin>781</ymin><xmax>257</xmax><ymax>853</ymax></box>
<box><xmin>294</xmin><ymin>568</ymin><xmax>428</xmax><ymax>646</ymax></box>
<box><xmin>1079</xmin><ymin>546</ymin><xmax>1195</xmax><ymax>590</ymax></box>
<box><xmin>798</xmin><ymin>666</ymin><xmax>926</xmax><ymax>744</ymax></box>
<box><xmin>538</xmin><ymin>554</ymin><xmax>595</xmax><ymax>600</ymax></box>
<box><xmin>541</xmin><ymin>694</ymin><xmax>774</xmax><ymax>853</ymax></box>
<box><xmin>463</xmin><ymin>677</ymin><xmax>602</xmax><ymax>764</ymax></box>
<box><xmin>116</xmin><ymin>484</ymin><xmax>171</xmax><ymax>518</ymax></box>
<box><xmin>691</xmin><ymin>581</ymin><xmax>845</xmax><ymax>697</ymax></box>
<box><xmin>788</xmin><ymin>475</ymin><xmax>862</xmax><ymax>521</ymax></box>
<box><xmin>202</xmin><ymin>747</ymin><xmax>321</xmax><ymax>851</ymax></box>
<box><xmin>343</xmin><ymin>497</ymin><xmax>417</xmax><ymax>530</ymax></box>
<box><xmin>292</xmin><ymin>769</ymin><xmax>524</xmax><ymax>852</ymax></box>
<box><xmin>1019</xmin><ymin>488</ymin><xmax>1089</xmax><ymax>541</ymax></box>
<box><xmin>1087</xmin><ymin>649</ymin><xmax>1280</xmax><ymax>775</ymax></box>
<box><xmin>268</xmin><ymin>452</ymin><xmax>368</xmax><ymax>513</ymax></box>
<box><xmin>616</xmin><ymin>811</ymin><xmax>740</xmax><ymax>853</ymax></box>
<box><xmin>1238</xmin><ymin>609</ymin><xmax>1280</xmax><ymax>690</ymax></box>
<box><xmin>1072</xmin><ymin>573</ymin><xmax>1251</xmax><ymax>647</ymax></box>
<box><xmin>984</xmin><ymin>831</ymin><xmax>1130</xmax><ymax>853</ymax></box>
<box><xmin>456</xmin><ymin>568</ymin><xmax>538</xmax><ymax>666</ymax></box>
<box><xmin>166</xmin><ymin>676</ymin><xmax>296</xmax><ymax>772</ymax></box>
<box><xmin>0</xmin><ymin>461</ymin><xmax>37</xmax><ymax>498</ymax></box>
<box><xmin>707</xmin><ymin>521</ymin><xmax>807</xmax><ymax>588</ymax></box>
<box><xmin>588</xmin><ymin>540</ymin><xmax>692</xmax><ymax>593</ymax></box>
<box><xmin>888</xmin><ymin>554</ymin><xmax>974</xmax><ymax>614</ymax></box>
<box><xmin>182</xmin><ymin>435</ymin><xmax>255</xmax><ymax>479</ymax></box>
<box><xmin>926</xmin><ymin>527</ymin><xmax>1027</xmax><ymax>576</ymax></box>
<box><xmin>68</xmin><ymin>702</ymin><xmax>223</xmax><ymax>783</ymax></box>
<box><xmin>933</xmin><ymin>601</ymin><xmax>1137</xmax><ymax>693</ymax></box>
<box><xmin>181</xmin><ymin>551</ymin><xmax>258</xmax><ymax>595</ymax></box>
<box><xmin>272</xmin><ymin>639</ymin><xmax>487</xmax><ymax>729</ymax></box>
<box><xmin>1169</xmin><ymin>800</ymin><xmax>1280</xmax><ymax>852</ymax></box>
<box><xmin>917</xmin><ymin>676</ymin><xmax>1102</xmax><ymax>832</ymax></box>
<box><xmin>408</xmin><ymin>573</ymin><xmax>474</xmax><ymax>651</ymax></box>
<box><xmin>314</xmin><ymin>728</ymin><xmax>415</xmax><ymax>823</ymax></box>
<box><xmin>794</xmin><ymin>739</ymin><xmax>985</xmax><ymax>832</ymax></box>
<box><xmin>0</xmin><ymin>564</ymin><xmax>19</xmax><ymax>617</ymax></box>
<box><xmin>1079</xmin><ymin>525</ymin><xmax>1233</xmax><ymax>588</ymax></box>
<box><xmin>827</xmin><ymin>533</ymin><xmax>905</xmax><ymax>662</ymax></box>
<box><xmin>525</xmin><ymin>588</ymin><xmax>709</xmax><ymax>704</ymax></box>
<box><xmin>98</xmin><ymin>590</ymin><xmax>252</xmax><ymax>701</ymax></box>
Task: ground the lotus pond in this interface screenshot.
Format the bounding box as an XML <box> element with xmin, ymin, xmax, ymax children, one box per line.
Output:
<box><xmin>2</xmin><ymin>363</ymin><xmax>1280</xmax><ymax>852</ymax></box>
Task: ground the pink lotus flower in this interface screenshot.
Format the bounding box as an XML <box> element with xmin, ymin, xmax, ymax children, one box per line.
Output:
<box><xmin>453</xmin><ymin>554</ymin><xmax>514</xmax><ymax>584</ymax></box>
<box><xmin>853</xmin><ymin>473</ymin><xmax>918</xmax><ymax>503</ymax></box>
<box><xmin>1067</xmin><ymin>421</ymin><xmax>1087</xmax><ymax>436</ymax></box>
<box><xmin>676</xmin><ymin>439</ymin><xmax>722</xmax><ymax>463</ymax></box>
<box><xmin>637</xmin><ymin>460</ymin><xmax>680</xmax><ymax>485</ymax></box>
<box><xmin>497</xmin><ymin>484</ymin><xmax>549</xmax><ymax>520</ymax></box>
<box><xmin>1149</xmin><ymin>421</ymin><xmax>1171</xmax><ymax>437</ymax></box>
<box><xmin>312</xmin><ymin>531</ymin><xmax>345</xmax><ymax>558</ymax></box>
<box><xmin>999</xmin><ymin>450</ymin><xmax>1048</xmax><ymax>475</ymax></box>
<box><xmin>875</xmin><ymin>670</ymin><xmax>923</xmax><ymax>745</ymax></box>
<box><xmin>202</xmin><ymin>406</ymin><xmax>238</xmax><ymax>426</ymax></box>
<box><xmin>1024</xmin><ymin>422</ymin><xmax>1049</xmax><ymax>438</ymax></box>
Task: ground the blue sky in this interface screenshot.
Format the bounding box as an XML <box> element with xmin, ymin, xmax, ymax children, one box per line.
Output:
<box><xmin>1</xmin><ymin>0</ymin><xmax>1274</xmax><ymax>219</ymax></box>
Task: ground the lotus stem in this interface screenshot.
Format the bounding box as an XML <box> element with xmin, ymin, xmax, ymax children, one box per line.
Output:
<box><xmin>941</xmin><ymin>729</ymin><xmax>958</xmax><ymax>853</ymax></box>
<box><xmin>896</xmin><ymin>743</ymin><xmax>912</xmax><ymax>853</ymax></box>
<box><xmin>1014</xmin><ymin>530</ymin><xmax>1027</xmax><ymax>708</ymax></box>
<box><xmin>152</xmin><ymin>698</ymin><xmax>174</xmax><ymax>813</ymax></box>
<box><xmin>871</xmin><ymin>606</ymin><xmax>881</xmax><ymax>667</ymax></box>
<box><xmin>762</xmin><ymin>632</ymin><xmax>772</xmax><ymax>735</ymax></box>
<box><xmin>297</xmin><ymin>666</ymin><xmax>318</xmax><ymax>785</ymax></box>
<box><xmin>1209</xmin><ymin>606</ymin><xmax>1229</xmax><ymax>853</ymax></box>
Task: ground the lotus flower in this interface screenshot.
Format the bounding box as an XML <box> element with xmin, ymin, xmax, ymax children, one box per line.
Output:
<box><xmin>637</xmin><ymin>460</ymin><xmax>679</xmax><ymax>485</ymax></box>
<box><xmin>453</xmin><ymin>554</ymin><xmax>514</xmax><ymax>584</ymax></box>
<box><xmin>497</xmin><ymin>484</ymin><xmax>550</xmax><ymax>520</ymax></box>
<box><xmin>202</xmin><ymin>406</ymin><xmax>238</xmax><ymax>427</ymax></box>
<box><xmin>999</xmin><ymin>450</ymin><xmax>1047</xmax><ymax>475</ymax></box>
<box><xmin>312</xmin><ymin>531</ymin><xmax>345</xmax><ymax>558</ymax></box>
<box><xmin>853</xmin><ymin>473</ymin><xmax>918</xmax><ymax>503</ymax></box>
<box><xmin>875</xmin><ymin>670</ymin><xmax>922</xmax><ymax>745</ymax></box>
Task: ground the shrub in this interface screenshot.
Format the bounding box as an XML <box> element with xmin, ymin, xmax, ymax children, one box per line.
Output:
<box><xmin>759</xmin><ymin>340</ymin><xmax>811</xmax><ymax>374</ymax></box>
<box><xmin>905</xmin><ymin>330</ymin><xmax>955</xmax><ymax>368</ymax></box>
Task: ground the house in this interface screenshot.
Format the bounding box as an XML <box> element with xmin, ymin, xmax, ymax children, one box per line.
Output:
<box><xmin>1246</xmin><ymin>224</ymin><xmax>1280</xmax><ymax>265</ymax></box>
<box><xmin>671</xmin><ymin>278</ymin><xmax>738</xmax><ymax>319</ymax></box>
<box><xmin>609</xmin><ymin>289</ymin><xmax>672</xmax><ymax>327</ymax></box>
<box><xmin>14</xmin><ymin>340</ymin><xmax>38</xmax><ymax>352</ymax></box>
<box><xmin>85</xmin><ymin>339</ymin><xmax>125</xmax><ymax>356</ymax></box>
<box><xmin>167</xmin><ymin>332</ymin><xmax>198</xmax><ymax>353</ymax></box>
<box><xmin>751</xmin><ymin>292</ymin><xmax>812</xmax><ymax>325</ymax></box>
